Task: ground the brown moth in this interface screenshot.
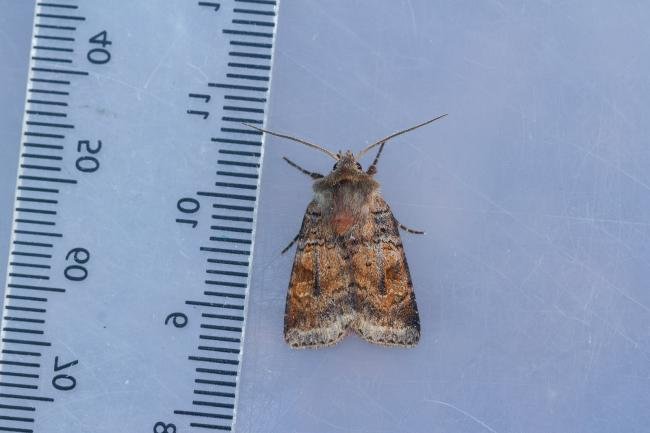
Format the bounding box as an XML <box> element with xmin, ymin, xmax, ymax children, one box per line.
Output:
<box><xmin>246</xmin><ymin>114</ymin><xmax>447</xmax><ymax>349</ymax></box>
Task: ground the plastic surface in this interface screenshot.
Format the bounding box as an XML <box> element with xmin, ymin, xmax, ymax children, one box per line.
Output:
<box><xmin>0</xmin><ymin>0</ymin><xmax>34</xmax><ymax>308</ymax></box>
<box><xmin>236</xmin><ymin>2</ymin><xmax>650</xmax><ymax>433</ymax></box>
<box><xmin>0</xmin><ymin>1</ymin><xmax>276</xmax><ymax>432</ymax></box>
<box><xmin>2</xmin><ymin>2</ymin><xmax>650</xmax><ymax>433</ymax></box>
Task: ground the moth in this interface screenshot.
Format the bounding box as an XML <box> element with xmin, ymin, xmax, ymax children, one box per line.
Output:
<box><xmin>246</xmin><ymin>114</ymin><xmax>446</xmax><ymax>349</ymax></box>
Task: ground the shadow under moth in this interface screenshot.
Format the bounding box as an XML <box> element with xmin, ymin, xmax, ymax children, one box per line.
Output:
<box><xmin>246</xmin><ymin>114</ymin><xmax>446</xmax><ymax>349</ymax></box>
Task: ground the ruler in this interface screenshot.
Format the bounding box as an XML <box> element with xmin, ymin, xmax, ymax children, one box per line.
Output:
<box><xmin>0</xmin><ymin>1</ymin><xmax>278</xmax><ymax>432</ymax></box>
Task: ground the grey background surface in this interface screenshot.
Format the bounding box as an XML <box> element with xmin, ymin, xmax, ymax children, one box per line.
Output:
<box><xmin>2</xmin><ymin>1</ymin><xmax>650</xmax><ymax>433</ymax></box>
<box><xmin>237</xmin><ymin>2</ymin><xmax>650</xmax><ymax>433</ymax></box>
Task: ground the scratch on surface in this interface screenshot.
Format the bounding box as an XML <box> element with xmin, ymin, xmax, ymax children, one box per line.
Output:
<box><xmin>463</xmin><ymin>56</ymin><xmax>497</xmax><ymax>71</ymax></box>
<box><xmin>582</xmin><ymin>333</ymin><xmax>603</xmax><ymax>385</ymax></box>
<box><xmin>590</xmin><ymin>310</ymin><xmax>642</xmax><ymax>350</ymax></box>
<box><xmin>570</xmin><ymin>140</ymin><xmax>650</xmax><ymax>194</ymax></box>
<box><xmin>89</xmin><ymin>73</ymin><xmax>179</xmax><ymax>109</ymax></box>
<box><xmin>280</xmin><ymin>50</ymin><xmax>373</xmax><ymax>116</ymax></box>
<box><xmin>404</xmin><ymin>0</ymin><xmax>418</xmax><ymax>37</ymax></box>
<box><xmin>351</xmin><ymin>385</ymin><xmax>402</xmax><ymax>426</ymax></box>
<box><xmin>425</xmin><ymin>399</ymin><xmax>499</xmax><ymax>433</ymax></box>
<box><xmin>0</xmin><ymin>26</ymin><xmax>15</xmax><ymax>53</ymax></box>
<box><xmin>604</xmin><ymin>97</ymin><xmax>634</xmax><ymax>128</ymax></box>
<box><xmin>187</xmin><ymin>62</ymin><xmax>209</xmax><ymax>81</ymax></box>
<box><xmin>553</xmin><ymin>304</ymin><xmax>589</xmax><ymax>326</ymax></box>
<box><xmin>302</xmin><ymin>409</ymin><xmax>350</xmax><ymax>432</ymax></box>
<box><xmin>143</xmin><ymin>37</ymin><xmax>178</xmax><ymax>89</ymax></box>
<box><xmin>520</xmin><ymin>255</ymin><xmax>544</xmax><ymax>287</ymax></box>
<box><xmin>308</xmin><ymin>2</ymin><xmax>381</xmax><ymax>60</ymax></box>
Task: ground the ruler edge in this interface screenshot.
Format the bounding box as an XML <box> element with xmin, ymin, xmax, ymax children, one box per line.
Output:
<box><xmin>229</xmin><ymin>0</ymin><xmax>282</xmax><ymax>430</ymax></box>
<box><xmin>0</xmin><ymin>3</ymin><xmax>39</xmax><ymax>322</ymax></box>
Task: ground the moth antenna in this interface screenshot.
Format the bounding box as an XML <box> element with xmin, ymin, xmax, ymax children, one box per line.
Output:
<box><xmin>242</xmin><ymin>123</ymin><xmax>339</xmax><ymax>161</ymax></box>
<box><xmin>355</xmin><ymin>114</ymin><xmax>448</xmax><ymax>160</ymax></box>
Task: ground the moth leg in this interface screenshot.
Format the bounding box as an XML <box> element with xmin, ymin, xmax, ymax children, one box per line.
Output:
<box><xmin>366</xmin><ymin>141</ymin><xmax>386</xmax><ymax>176</ymax></box>
<box><xmin>281</xmin><ymin>233</ymin><xmax>300</xmax><ymax>254</ymax></box>
<box><xmin>283</xmin><ymin>156</ymin><xmax>324</xmax><ymax>179</ymax></box>
<box><xmin>395</xmin><ymin>219</ymin><xmax>425</xmax><ymax>235</ymax></box>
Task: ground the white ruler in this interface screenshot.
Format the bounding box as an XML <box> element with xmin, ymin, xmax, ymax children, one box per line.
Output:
<box><xmin>0</xmin><ymin>1</ymin><xmax>278</xmax><ymax>431</ymax></box>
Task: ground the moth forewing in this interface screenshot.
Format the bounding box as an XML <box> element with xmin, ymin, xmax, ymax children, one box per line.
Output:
<box><xmin>283</xmin><ymin>152</ymin><xmax>420</xmax><ymax>348</ymax></box>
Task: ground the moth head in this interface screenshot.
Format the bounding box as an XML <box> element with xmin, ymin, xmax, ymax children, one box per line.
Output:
<box><xmin>332</xmin><ymin>151</ymin><xmax>363</xmax><ymax>172</ymax></box>
<box><xmin>329</xmin><ymin>150</ymin><xmax>366</xmax><ymax>182</ymax></box>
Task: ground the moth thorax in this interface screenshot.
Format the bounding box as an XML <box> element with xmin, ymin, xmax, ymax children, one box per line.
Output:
<box><xmin>333</xmin><ymin>182</ymin><xmax>370</xmax><ymax>212</ymax></box>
